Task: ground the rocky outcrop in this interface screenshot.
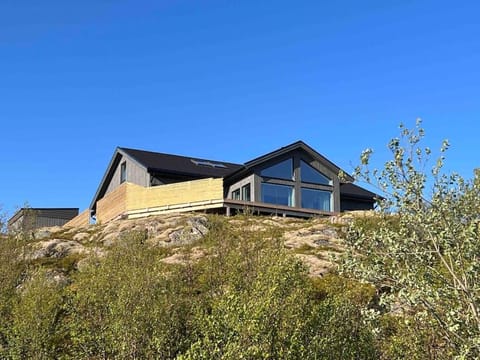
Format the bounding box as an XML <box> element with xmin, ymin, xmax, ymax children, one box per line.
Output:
<box><xmin>21</xmin><ymin>212</ymin><xmax>372</xmax><ymax>278</ymax></box>
<box><xmin>166</xmin><ymin>216</ymin><xmax>209</xmax><ymax>246</ymax></box>
<box><xmin>28</xmin><ymin>239</ymin><xmax>87</xmax><ymax>261</ymax></box>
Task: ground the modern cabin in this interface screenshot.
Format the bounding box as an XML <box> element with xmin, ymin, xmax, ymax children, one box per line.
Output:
<box><xmin>83</xmin><ymin>141</ymin><xmax>376</xmax><ymax>224</ymax></box>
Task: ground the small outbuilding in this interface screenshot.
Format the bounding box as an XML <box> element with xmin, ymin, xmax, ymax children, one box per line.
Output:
<box><xmin>8</xmin><ymin>208</ymin><xmax>79</xmax><ymax>232</ymax></box>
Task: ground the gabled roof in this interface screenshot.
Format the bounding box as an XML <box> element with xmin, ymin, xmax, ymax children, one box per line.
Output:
<box><xmin>225</xmin><ymin>140</ymin><xmax>355</xmax><ymax>183</ymax></box>
<box><xmin>90</xmin><ymin>147</ymin><xmax>244</xmax><ymax>211</ymax></box>
<box><xmin>120</xmin><ymin>147</ymin><xmax>243</xmax><ymax>178</ymax></box>
<box><xmin>90</xmin><ymin>141</ymin><xmax>373</xmax><ymax>212</ymax></box>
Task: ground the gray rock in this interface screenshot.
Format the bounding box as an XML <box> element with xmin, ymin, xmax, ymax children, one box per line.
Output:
<box><xmin>45</xmin><ymin>269</ymin><xmax>70</xmax><ymax>286</ymax></box>
<box><xmin>102</xmin><ymin>232</ymin><xmax>119</xmax><ymax>247</ymax></box>
<box><xmin>29</xmin><ymin>239</ymin><xmax>86</xmax><ymax>260</ymax></box>
<box><xmin>73</xmin><ymin>232</ymin><xmax>91</xmax><ymax>242</ymax></box>
<box><xmin>33</xmin><ymin>229</ymin><xmax>52</xmax><ymax>240</ymax></box>
<box><xmin>167</xmin><ymin>216</ymin><xmax>209</xmax><ymax>246</ymax></box>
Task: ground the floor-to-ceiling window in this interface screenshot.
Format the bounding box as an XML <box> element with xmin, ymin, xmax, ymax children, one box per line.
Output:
<box><xmin>261</xmin><ymin>183</ymin><xmax>294</xmax><ymax>206</ymax></box>
<box><xmin>259</xmin><ymin>157</ymin><xmax>333</xmax><ymax>211</ymax></box>
<box><xmin>260</xmin><ymin>158</ymin><xmax>295</xmax><ymax>206</ymax></box>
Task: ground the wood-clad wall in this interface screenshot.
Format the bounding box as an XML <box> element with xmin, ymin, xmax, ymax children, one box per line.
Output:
<box><xmin>63</xmin><ymin>209</ymin><xmax>90</xmax><ymax>228</ymax></box>
<box><xmin>97</xmin><ymin>183</ymin><xmax>128</xmax><ymax>223</ymax></box>
<box><xmin>105</xmin><ymin>155</ymin><xmax>149</xmax><ymax>196</ymax></box>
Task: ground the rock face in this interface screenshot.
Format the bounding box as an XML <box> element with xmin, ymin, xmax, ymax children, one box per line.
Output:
<box><xmin>22</xmin><ymin>212</ymin><xmax>362</xmax><ymax>277</ymax></box>
<box><xmin>28</xmin><ymin>239</ymin><xmax>87</xmax><ymax>260</ymax></box>
<box><xmin>167</xmin><ymin>216</ymin><xmax>209</xmax><ymax>246</ymax></box>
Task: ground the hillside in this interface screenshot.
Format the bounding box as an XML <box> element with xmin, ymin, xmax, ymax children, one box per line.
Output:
<box><xmin>1</xmin><ymin>207</ymin><xmax>462</xmax><ymax>359</ymax></box>
<box><xmin>1</xmin><ymin>212</ymin><xmax>385</xmax><ymax>360</ymax></box>
<box><xmin>24</xmin><ymin>212</ymin><xmax>357</xmax><ymax>280</ymax></box>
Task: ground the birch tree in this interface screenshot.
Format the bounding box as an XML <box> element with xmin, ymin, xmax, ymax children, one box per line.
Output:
<box><xmin>341</xmin><ymin>120</ymin><xmax>480</xmax><ymax>358</ymax></box>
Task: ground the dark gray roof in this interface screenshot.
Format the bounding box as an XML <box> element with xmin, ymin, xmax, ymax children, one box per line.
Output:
<box><xmin>8</xmin><ymin>208</ymin><xmax>79</xmax><ymax>225</ymax></box>
<box><xmin>340</xmin><ymin>183</ymin><xmax>378</xmax><ymax>200</ymax></box>
<box><xmin>91</xmin><ymin>142</ymin><xmax>378</xmax><ymax>212</ymax></box>
<box><xmin>119</xmin><ymin>147</ymin><xmax>244</xmax><ymax>178</ymax></box>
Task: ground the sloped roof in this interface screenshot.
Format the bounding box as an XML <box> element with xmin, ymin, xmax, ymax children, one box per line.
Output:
<box><xmin>340</xmin><ymin>183</ymin><xmax>378</xmax><ymax>200</ymax></box>
<box><xmin>119</xmin><ymin>147</ymin><xmax>243</xmax><ymax>178</ymax></box>
<box><xmin>8</xmin><ymin>208</ymin><xmax>79</xmax><ymax>226</ymax></box>
<box><xmin>90</xmin><ymin>147</ymin><xmax>244</xmax><ymax>211</ymax></box>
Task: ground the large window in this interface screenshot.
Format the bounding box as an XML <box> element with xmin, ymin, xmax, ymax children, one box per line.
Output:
<box><xmin>261</xmin><ymin>183</ymin><xmax>294</xmax><ymax>206</ymax></box>
<box><xmin>232</xmin><ymin>189</ymin><xmax>241</xmax><ymax>200</ymax></box>
<box><xmin>260</xmin><ymin>158</ymin><xmax>293</xmax><ymax>180</ymax></box>
<box><xmin>242</xmin><ymin>184</ymin><xmax>251</xmax><ymax>201</ymax></box>
<box><xmin>300</xmin><ymin>160</ymin><xmax>331</xmax><ymax>185</ymax></box>
<box><xmin>301</xmin><ymin>188</ymin><xmax>331</xmax><ymax>211</ymax></box>
<box><xmin>258</xmin><ymin>156</ymin><xmax>335</xmax><ymax>212</ymax></box>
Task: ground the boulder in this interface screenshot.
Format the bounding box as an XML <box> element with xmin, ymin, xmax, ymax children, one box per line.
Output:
<box><xmin>28</xmin><ymin>239</ymin><xmax>86</xmax><ymax>260</ymax></box>
<box><xmin>167</xmin><ymin>216</ymin><xmax>209</xmax><ymax>246</ymax></box>
<box><xmin>73</xmin><ymin>232</ymin><xmax>91</xmax><ymax>242</ymax></box>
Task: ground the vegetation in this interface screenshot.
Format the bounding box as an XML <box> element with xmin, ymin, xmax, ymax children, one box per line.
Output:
<box><xmin>341</xmin><ymin>119</ymin><xmax>480</xmax><ymax>359</ymax></box>
<box><xmin>0</xmin><ymin>215</ymin><xmax>379</xmax><ymax>359</ymax></box>
<box><xmin>0</xmin><ymin>121</ymin><xmax>478</xmax><ymax>358</ymax></box>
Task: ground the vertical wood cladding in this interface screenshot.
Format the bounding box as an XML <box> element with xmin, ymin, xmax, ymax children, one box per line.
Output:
<box><xmin>105</xmin><ymin>155</ymin><xmax>148</xmax><ymax>196</ymax></box>
<box><xmin>8</xmin><ymin>208</ymin><xmax>79</xmax><ymax>231</ymax></box>
<box><xmin>97</xmin><ymin>183</ymin><xmax>128</xmax><ymax>223</ymax></box>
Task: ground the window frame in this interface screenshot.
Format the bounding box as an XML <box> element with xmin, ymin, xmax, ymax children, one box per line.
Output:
<box><xmin>261</xmin><ymin>182</ymin><xmax>295</xmax><ymax>207</ymax></box>
<box><xmin>300</xmin><ymin>160</ymin><xmax>332</xmax><ymax>185</ymax></box>
<box><xmin>241</xmin><ymin>184</ymin><xmax>251</xmax><ymax>201</ymax></box>
<box><xmin>301</xmin><ymin>187</ymin><xmax>332</xmax><ymax>211</ymax></box>
<box><xmin>257</xmin><ymin>154</ymin><xmax>335</xmax><ymax>211</ymax></box>
<box><xmin>232</xmin><ymin>188</ymin><xmax>241</xmax><ymax>200</ymax></box>
<box><xmin>259</xmin><ymin>158</ymin><xmax>294</xmax><ymax>181</ymax></box>
<box><xmin>120</xmin><ymin>161</ymin><xmax>127</xmax><ymax>184</ymax></box>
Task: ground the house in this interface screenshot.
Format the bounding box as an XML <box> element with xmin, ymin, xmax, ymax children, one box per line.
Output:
<box><xmin>81</xmin><ymin>141</ymin><xmax>376</xmax><ymax>225</ymax></box>
<box><xmin>8</xmin><ymin>208</ymin><xmax>79</xmax><ymax>232</ymax></box>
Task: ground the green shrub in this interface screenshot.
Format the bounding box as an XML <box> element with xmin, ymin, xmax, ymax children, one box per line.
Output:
<box><xmin>66</xmin><ymin>232</ymin><xmax>193</xmax><ymax>359</ymax></box>
<box><xmin>0</xmin><ymin>234</ymin><xmax>28</xmax><ymax>357</ymax></box>
<box><xmin>7</xmin><ymin>269</ymin><xmax>65</xmax><ymax>360</ymax></box>
<box><xmin>341</xmin><ymin>120</ymin><xmax>480</xmax><ymax>358</ymax></box>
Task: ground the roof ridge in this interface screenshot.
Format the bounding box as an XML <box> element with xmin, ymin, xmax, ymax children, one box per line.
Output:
<box><xmin>119</xmin><ymin>147</ymin><xmax>242</xmax><ymax>166</ymax></box>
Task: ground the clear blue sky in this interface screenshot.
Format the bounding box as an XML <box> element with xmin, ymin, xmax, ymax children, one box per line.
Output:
<box><xmin>1</xmin><ymin>0</ymin><xmax>479</xmax><ymax>219</ymax></box>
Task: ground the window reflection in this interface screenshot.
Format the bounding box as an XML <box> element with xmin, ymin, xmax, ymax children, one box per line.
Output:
<box><xmin>261</xmin><ymin>183</ymin><xmax>294</xmax><ymax>206</ymax></box>
<box><xmin>300</xmin><ymin>160</ymin><xmax>331</xmax><ymax>185</ymax></box>
<box><xmin>301</xmin><ymin>188</ymin><xmax>331</xmax><ymax>211</ymax></box>
<box><xmin>260</xmin><ymin>158</ymin><xmax>293</xmax><ymax>180</ymax></box>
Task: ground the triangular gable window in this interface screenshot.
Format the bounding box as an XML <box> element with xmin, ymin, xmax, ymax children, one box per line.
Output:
<box><xmin>300</xmin><ymin>160</ymin><xmax>331</xmax><ymax>185</ymax></box>
<box><xmin>260</xmin><ymin>158</ymin><xmax>293</xmax><ymax>180</ymax></box>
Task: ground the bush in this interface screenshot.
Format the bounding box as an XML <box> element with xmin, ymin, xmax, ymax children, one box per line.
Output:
<box><xmin>66</xmin><ymin>232</ymin><xmax>193</xmax><ymax>359</ymax></box>
<box><xmin>341</xmin><ymin>120</ymin><xmax>480</xmax><ymax>358</ymax></box>
<box><xmin>6</xmin><ymin>269</ymin><xmax>65</xmax><ymax>360</ymax></box>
